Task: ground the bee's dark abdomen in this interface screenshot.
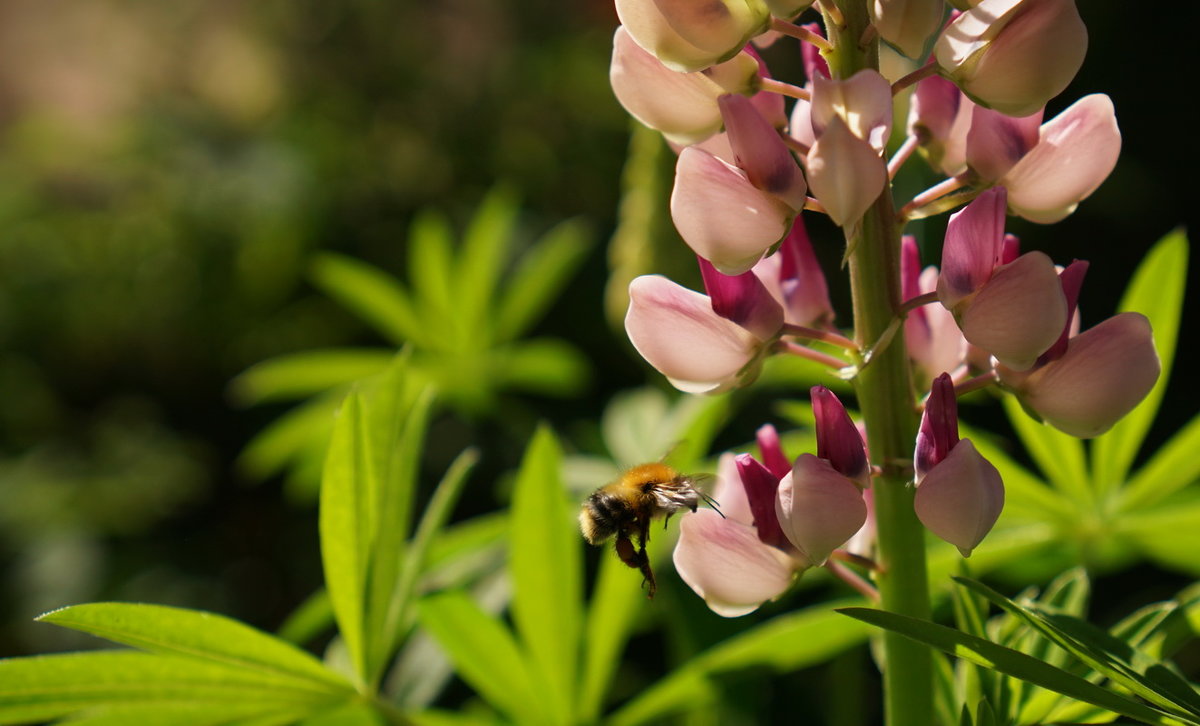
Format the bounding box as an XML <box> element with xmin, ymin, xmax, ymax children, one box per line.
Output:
<box><xmin>585</xmin><ymin>490</ymin><xmax>634</xmax><ymax>540</ymax></box>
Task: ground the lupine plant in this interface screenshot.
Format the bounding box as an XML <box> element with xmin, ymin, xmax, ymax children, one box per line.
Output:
<box><xmin>609</xmin><ymin>0</ymin><xmax>1180</xmax><ymax>723</ymax></box>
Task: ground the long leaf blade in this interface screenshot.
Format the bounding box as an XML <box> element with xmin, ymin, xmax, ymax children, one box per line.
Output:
<box><xmin>1119</xmin><ymin>412</ymin><xmax>1200</xmax><ymax>512</ymax></box>
<box><xmin>509</xmin><ymin>426</ymin><xmax>581</xmax><ymax>726</ymax></box>
<box><xmin>1093</xmin><ymin>229</ymin><xmax>1188</xmax><ymax>491</ymax></box>
<box><xmin>230</xmin><ymin>350</ymin><xmax>393</xmax><ymax>406</ymax></box>
<box><xmin>37</xmin><ymin>603</ymin><xmax>349</xmax><ymax>690</ymax></box>
<box><xmin>1002</xmin><ymin>395</ymin><xmax>1091</xmax><ymax>502</ymax></box>
<box><xmin>310</xmin><ymin>253</ymin><xmax>422</xmax><ymax>347</ymax></box>
<box><xmin>837</xmin><ymin>608</ymin><xmax>1184</xmax><ymax>725</ymax></box>
<box><xmin>494</xmin><ymin>218</ymin><xmax>593</xmax><ymax>342</ymax></box>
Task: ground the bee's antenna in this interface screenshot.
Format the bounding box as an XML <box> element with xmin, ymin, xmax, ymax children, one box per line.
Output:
<box><xmin>698</xmin><ymin>490</ymin><xmax>726</xmax><ymax>519</ymax></box>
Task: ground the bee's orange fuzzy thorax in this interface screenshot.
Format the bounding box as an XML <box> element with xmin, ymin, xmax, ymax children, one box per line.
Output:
<box><xmin>619</xmin><ymin>462</ymin><xmax>680</xmax><ymax>490</ymax></box>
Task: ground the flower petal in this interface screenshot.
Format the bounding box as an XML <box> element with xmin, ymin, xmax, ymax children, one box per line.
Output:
<box><xmin>776</xmin><ymin>454</ymin><xmax>868</xmax><ymax>565</ymax></box>
<box><xmin>936</xmin><ymin>187</ymin><xmax>1007</xmax><ymax>308</ymax></box>
<box><xmin>1002</xmin><ymin>94</ymin><xmax>1121</xmax><ymax>224</ymax></box>
<box><xmin>965</xmin><ymin>105</ymin><xmax>1043</xmax><ymax>182</ymax></box>
<box><xmin>958</xmin><ymin>251</ymin><xmax>1067</xmax><ymax>371</ymax></box>
<box><xmin>807</xmin><ymin>117</ymin><xmax>887</xmax><ymax>228</ymax></box>
<box><xmin>720</xmin><ymin>94</ymin><xmax>807</xmax><ymax>209</ymax></box>
<box><xmin>673</xmin><ymin>509</ymin><xmax>799</xmax><ymax>617</ymax></box>
<box><xmin>811</xmin><ymin>70</ymin><xmax>894</xmax><ymax>151</ymax></box>
<box><xmin>914</xmin><ymin>438</ymin><xmax>1004</xmax><ymax>557</ymax></box>
<box><xmin>625</xmin><ymin>275</ymin><xmax>763</xmax><ymax>393</ymax></box>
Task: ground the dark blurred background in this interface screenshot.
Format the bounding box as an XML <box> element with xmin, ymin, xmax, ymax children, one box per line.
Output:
<box><xmin>0</xmin><ymin>0</ymin><xmax>1193</xmax><ymax>718</ymax></box>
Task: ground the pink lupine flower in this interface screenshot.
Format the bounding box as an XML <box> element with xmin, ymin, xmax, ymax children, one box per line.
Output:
<box><xmin>936</xmin><ymin>188</ymin><xmax>1066</xmax><ymax>370</ymax></box>
<box><xmin>811</xmin><ymin>386</ymin><xmax>870</xmax><ymax>488</ymax></box>
<box><xmin>913</xmin><ymin>373</ymin><xmax>1004</xmax><ymax>556</ymax></box>
<box><xmin>907</xmin><ymin>74</ymin><xmax>974</xmax><ymax>176</ymax></box>
<box><xmin>625</xmin><ymin>274</ymin><xmax>780</xmax><ymax>393</ymax></box>
<box><xmin>699</xmin><ymin>257</ymin><xmax>786</xmax><ymax>340</ymax></box>
<box><xmin>872</xmin><ymin>0</ymin><xmax>945</xmax><ymax>59</ymax></box>
<box><xmin>752</xmin><ymin>217</ymin><xmax>836</xmax><ymax>328</ymax></box>
<box><xmin>610</xmin><ymin>27</ymin><xmax>761</xmax><ymax>146</ymax></box>
<box><xmin>810</xmin><ymin>71</ymin><xmax>894</xmax><ymax>152</ymax></box>
<box><xmin>1000</xmin><ymin>94</ymin><xmax>1121</xmax><ymax>224</ymax></box>
<box><xmin>671</xmin><ymin>146</ymin><xmax>795</xmax><ymax>274</ymax></box>
<box><xmin>674</xmin><ymin>453</ymin><xmax>806</xmax><ymax>616</ymax></box>
<box><xmin>615</xmin><ymin>0</ymin><xmax>771</xmax><ymax>73</ymax></box>
<box><xmin>965</xmin><ymin>105</ymin><xmax>1043</xmax><ymax>182</ymax></box>
<box><xmin>719</xmin><ymin>94</ymin><xmax>807</xmax><ymax>209</ymax></box>
<box><xmin>998</xmin><ymin>312</ymin><xmax>1160</xmax><ymax>438</ymax></box>
<box><xmin>934</xmin><ymin>0</ymin><xmax>1087</xmax><ymax>117</ymax></box>
<box><xmin>902</xmin><ymin>237</ymin><xmax>967</xmax><ymax>383</ymax></box>
<box><xmin>776</xmin><ymin>454</ymin><xmax>869</xmax><ymax>565</ymax></box>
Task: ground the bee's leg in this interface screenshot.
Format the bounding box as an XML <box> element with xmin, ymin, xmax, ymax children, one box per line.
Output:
<box><xmin>638</xmin><ymin>545</ymin><xmax>657</xmax><ymax>598</ymax></box>
<box><xmin>615</xmin><ymin>536</ymin><xmax>657</xmax><ymax>598</ymax></box>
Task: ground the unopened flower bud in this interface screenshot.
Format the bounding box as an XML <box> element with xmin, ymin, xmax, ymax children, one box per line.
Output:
<box><xmin>914</xmin><ymin>439</ymin><xmax>1004</xmax><ymax>556</ymax></box>
<box><xmin>812</xmin><ymin>386</ymin><xmax>870</xmax><ymax>487</ymax></box>
<box><xmin>752</xmin><ymin>217</ymin><xmax>835</xmax><ymax>327</ymax></box>
<box><xmin>611</xmin><ymin>27</ymin><xmax>760</xmax><ymax>146</ymax></box>
<box><xmin>776</xmin><ymin>454</ymin><xmax>868</xmax><ymax>565</ymax></box>
<box><xmin>719</xmin><ymin>94</ymin><xmax>807</xmax><ymax>209</ymax></box>
<box><xmin>671</xmin><ymin>146</ymin><xmax>795</xmax><ymax>274</ymax></box>
<box><xmin>873</xmin><ymin>0</ymin><xmax>946</xmax><ymax>59</ymax></box>
<box><xmin>699</xmin><ymin>256</ymin><xmax>786</xmax><ymax>339</ymax></box>
<box><xmin>998</xmin><ymin>312</ymin><xmax>1160</xmax><ymax>438</ymax></box>
<box><xmin>756</xmin><ymin>424</ymin><xmax>792</xmax><ymax>479</ymax></box>
<box><xmin>617</xmin><ymin>0</ymin><xmax>772</xmax><ymax>73</ymax></box>
<box><xmin>934</xmin><ymin>0</ymin><xmax>1087</xmax><ymax>117</ymax></box>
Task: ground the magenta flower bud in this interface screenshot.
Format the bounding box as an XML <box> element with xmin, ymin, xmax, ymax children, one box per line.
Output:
<box><xmin>934</xmin><ymin>0</ymin><xmax>1087</xmax><ymax>117</ymax></box>
<box><xmin>807</xmin><ymin>117</ymin><xmax>888</xmax><ymax>227</ymax></box>
<box><xmin>1001</xmin><ymin>94</ymin><xmax>1121</xmax><ymax>224</ymax></box>
<box><xmin>625</xmin><ymin>275</ymin><xmax>776</xmax><ymax>393</ymax></box>
<box><xmin>1000</xmin><ymin>233</ymin><xmax>1020</xmax><ymax>265</ymax></box>
<box><xmin>756</xmin><ymin>424</ymin><xmax>792</xmax><ymax>480</ymax></box>
<box><xmin>812</xmin><ymin>386</ymin><xmax>870</xmax><ymax>487</ymax></box>
<box><xmin>737</xmin><ymin>453</ymin><xmax>792</xmax><ymax>549</ymax></box>
<box><xmin>914</xmin><ymin>373</ymin><xmax>959</xmax><ymax>483</ymax></box>
<box><xmin>699</xmin><ymin>256</ymin><xmax>786</xmax><ymax>340</ymax></box>
<box><xmin>937</xmin><ymin>187</ymin><xmax>1007</xmax><ymax>310</ymax></box>
<box><xmin>872</xmin><ymin>0</ymin><xmax>946</xmax><ymax>59</ymax></box>
<box><xmin>913</xmin><ymin>439</ymin><xmax>1004</xmax><ymax>557</ymax></box>
<box><xmin>752</xmin><ymin>217</ymin><xmax>835</xmax><ymax>327</ymax></box>
<box><xmin>719</xmin><ymin>94</ymin><xmax>807</xmax><ymax>209</ymax></box>
<box><xmin>966</xmin><ymin>105</ymin><xmax>1043</xmax><ymax>182</ymax></box>
<box><xmin>956</xmin><ymin>251</ymin><xmax>1068</xmax><ymax>371</ymax></box>
<box><xmin>610</xmin><ymin>28</ymin><xmax>761</xmax><ymax>146</ymax></box>
<box><xmin>671</xmin><ymin>146</ymin><xmax>795</xmax><ymax>274</ymax></box>
<box><xmin>908</xmin><ymin>75</ymin><xmax>973</xmax><ymax>176</ymax></box>
<box><xmin>998</xmin><ymin>313</ymin><xmax>1160</xmax><ymax>438</ymax></box>
<box><xmin>811</xmin><ymin>70</ymin><xmax>894</xmax><ymax>152</ymax></box>
<box><xmin>616</xmin><ymin>0</ymin><xmax>771</xmax><ymax>73</ymax></box>
<box><xmin>776</xmin><ymin>454</ymin><xmax>869</xmax><ymax>565</ymax></box>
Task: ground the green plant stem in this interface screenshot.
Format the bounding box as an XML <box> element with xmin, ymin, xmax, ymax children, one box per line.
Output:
<box><xmin>828</xmin><ymin>2</ymin><xmax>933</xmax><ymax>725</ymax></box>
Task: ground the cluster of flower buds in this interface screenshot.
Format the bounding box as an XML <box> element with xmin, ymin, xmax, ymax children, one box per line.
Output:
<box><xmin>606</xmin><ymin>0</ymin><xmax>1159</xmax><ymax>612</ymax></box>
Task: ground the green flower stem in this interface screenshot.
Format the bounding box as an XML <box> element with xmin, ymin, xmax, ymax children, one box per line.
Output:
<box><xmin>828</xmin><ymin>2</ymin><xmax>933</xmax><ymax>725</ymax></box>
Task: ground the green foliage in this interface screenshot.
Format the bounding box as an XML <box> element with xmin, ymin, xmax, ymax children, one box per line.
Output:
<box><xmin>959</xmin><ymin>230</ymin><xmax>1199</xmax><ymax>579</ymax></box>
<box><xmin>842</xmin><ymin>571</ymin><xmax>1200</xmax><ymax>725</ymax></box>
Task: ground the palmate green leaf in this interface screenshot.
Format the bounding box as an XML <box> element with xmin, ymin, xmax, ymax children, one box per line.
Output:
<box><xmin>578</xmin><ymin>546</ymin><xmax>647</xmax><ymax>723</ymax></box>
<box><xmin>37</xmin><ymin>603</ymin><xmax>349</xmax><ymax>691</ymax></box>
<box><xmin>955</xmin><ymin>578</ymin><xmax>1200</xmax><ymax>723</ymax></box>
<box><xmin>837</xmin><ymin>608</ymin><xmax>1182</xmax><ymax>725</ymax></box>
<box><xmin>230</xmin><ymin>350</ymin><xmax>393</xmax><ymax>407</ymax></box>
<box><xmin>1093</xmin><ymin>229</ymin><xmax>1188</xmax><ymax>492</ymax></box>
<box><xmin>458</xmin><ymin>186</ymin><xmax>519</xmax><ymax>343</ymax></box>
<box><xmin>416</xmin><ymin>592</ymin><xmax>545</xmax><ymax>725</ymax></box>
<box><xmin>1117</xmin><ymin>495</ymin><xmax>1200</xmax><ymax>576</ymax></box>
<box><xmin>961</xmin><ymin>423</ymin><xmax>1072</xmax><ymax>523</ymax></box>
<box><xmin>1001</xmin><ymin>395</ymin><xmax>1091</xmax><ymax>502</ymax></box>
<box><xmin>407</xmin><ymin>210</ymin><xmax>462</xmax><ymax>350</ymax></box>
<box><xmin>1119</xmin><ymin>413</ymin><xmax>1200</xmax><ymax>512</ymax></box>
<box><xmin>277</xmin><ymin>590</ymin><xmax>334</xmax><ymax>647</ymax></box>
<box><xmin>55</xmin><ymin>702</ymin><xmax>313</xmax><ymax>726</ymax></box>
<box><xmin>608</xmin><ymin>601</ymin><xmax>870</xmax><ymax>726</ymax></box>
<box><xmin>310</xmin><ymin>253</ymin><xmax>422</xmax><ymax>347</ymax></box>
<box><xmin>509</xmin><ymin>427</ymin><xmax>581</xmax><ymax>726</ymax></box>
<box><xmin>238</xmin><ymin>392</ymin><xmax>341</xmax><ymax>485</ymax></box>
<box><xmin>0</xmin><ymin>652</ymin><xmax>346</xmax><ymax>726</ymax></box>
<box><xmin>494</xmin><ymin>218</ymin><xmax>593</xmax><ymax>342</ymax></box>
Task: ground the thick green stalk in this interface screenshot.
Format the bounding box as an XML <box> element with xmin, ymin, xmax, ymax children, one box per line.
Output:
<box><xmin>826</xmin><ymin>2</ymin><xmax>933</xmax><ymax>725</ymax></box>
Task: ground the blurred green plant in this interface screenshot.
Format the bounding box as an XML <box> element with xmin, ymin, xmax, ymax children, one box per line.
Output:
<box><xmin>843</xmin><ymin>570</ymin><xmax>1200</xmax><ymax>725</ymax></box>
<box><xmin>231</xmin><ymin>187</ymin><xmax>593</xmax><ymax>497</ymax></box>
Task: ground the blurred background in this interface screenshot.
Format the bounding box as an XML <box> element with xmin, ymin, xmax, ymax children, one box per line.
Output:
<box><xmin>0</xmin><ymin>0</ymin><xmax>1194</xmax><ymax>721</ymax></box>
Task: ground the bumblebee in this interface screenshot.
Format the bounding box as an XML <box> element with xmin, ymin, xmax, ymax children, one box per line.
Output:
<box><xmin>579</xmin><ymin>462</ymin><xmax>719</xmax><ymax>598</ymax></box>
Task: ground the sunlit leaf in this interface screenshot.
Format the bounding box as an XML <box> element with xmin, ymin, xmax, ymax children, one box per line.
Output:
<box><xmin>310</xmin><ymin>253</ymin><xmax>422</xmax><ymax>347</ymax></box>
<box><xmin>417</xmin><ymin>592</ymin><xmax>544</xmax><ymax>725</ymax></box>
<box><xmin>1001</xmin><ymin>395</ymin><xmax>1091</xmax><ymax>502</ymax></box>
<box><xmin>578</xmin><ymin>548</ymin><xmax>647</xmax><ymax>722</ymax></box>
<box><xmin>609</xmin><ymin>602</ymin><xmax>870</xmax><ymax>726</ymax></box>
<box><xmin>37</xmin><ymin>603</ymin><xmax>348</xmax><ymax>690</ymax></box>
<box><xmin>1094</xmin><ymin>229</ymin><xmax>1188</xmax><ymax>492</ymax></box>
<box><xmin>238</xmin><ymin>392</ymin><xmax>341</xmax><ymax>484</ymax></box>
<box><xmin>494</xmin><ymin>218</ymin><xmax>593</xmax><ymax>342</ymax></box>
<box><xmin>509</xmin><ymin>427</ymin><xmax>581</xmax><ymax>725</ymax></box>
<box><xmin>230</xmin><ymin>349</ymin><xmax>393</xmax><ymax>406</ymax></box>
<box><xmin>1117</xmin><ymin>495</ymin><xmax>1200</xmax><ymax>576</ymax></box>
<box><xmin>458</xmin><ymin>186</ymin><xmax>520</xmax><ymax>342</ymax></box>
<box><xmin>489</xmin><ymin>338</ymin><xmax>589</xmax><ymax>397</ymax></box>
<box><xmin>1118</xmin><ymin>412</ymin><xmax>1200</xmax><ymax>512</ymax></box>
<box><xmin>277</xmin><ymin>590</ymin><xmax>334</xmax><ymax>647</ymax></box>
<box><xmin>407</xmin><ymin>210</ymin><xmax>459</xmax><ymax>346</ymax></box>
